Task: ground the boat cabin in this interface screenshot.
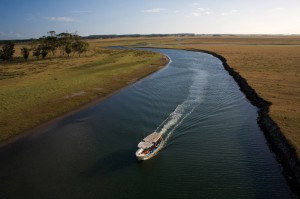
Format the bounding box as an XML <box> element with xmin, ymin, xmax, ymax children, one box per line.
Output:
<box><xmin>138</xmin><ymin>132</ymin><xmax>163</xmax><ymax>150</ymax></box>
<box><xmin>136</xmin><ymin>132</ymin><xmax>164</xmax><ymax>160</ymax></box>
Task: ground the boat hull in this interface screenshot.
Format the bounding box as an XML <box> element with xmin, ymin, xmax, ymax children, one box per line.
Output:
<box><xmin>136</xmin><ymin>141</ymin><xmax>164</xmax><ymax>160</ymax></box>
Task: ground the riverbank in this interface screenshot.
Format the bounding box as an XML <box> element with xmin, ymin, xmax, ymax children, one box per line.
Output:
<box><xmin>0</xmin><ymin>47</ymin><xmax>169</xmax><ymax>145</ymax></box>
<box><xmin>196</xmin><ymin>49</ymin><xmax>300</xmax><ymax>194</ymax></box>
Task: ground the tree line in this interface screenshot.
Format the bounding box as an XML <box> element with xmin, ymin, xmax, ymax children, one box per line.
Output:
<box><xmin>0</xmin><ymin>32</ymin><xmax>89</xmax><ymax>61</ymax></box>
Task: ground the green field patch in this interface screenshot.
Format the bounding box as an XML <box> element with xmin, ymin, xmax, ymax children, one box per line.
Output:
<box><xmin>0</xmin><ymin>47</ymin><xmax>167</xmax><ymax>142</ymax></box>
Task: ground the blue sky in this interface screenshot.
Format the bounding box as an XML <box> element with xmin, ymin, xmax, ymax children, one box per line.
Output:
<box><xmin>1</xmin><ymin>0</ymin><xmax>300</xmax><ymax>39</ymax></box>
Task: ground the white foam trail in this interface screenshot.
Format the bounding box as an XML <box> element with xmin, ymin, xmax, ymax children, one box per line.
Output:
<box><xmin>156</xmin><ymin>66</ymin><xmax>208</xmax><ymax>142</ymax></box>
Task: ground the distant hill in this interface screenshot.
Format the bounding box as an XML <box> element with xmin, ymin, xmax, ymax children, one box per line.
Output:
<box><xmin>84</xmin><ymin>33</ymin><xmax>196</xmax><ymax>39</ymax></box>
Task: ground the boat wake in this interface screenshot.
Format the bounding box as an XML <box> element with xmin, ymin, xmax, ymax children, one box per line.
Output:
<box><xmin>155</xmin><ymin>67</ymin><xmax>208</xmax><ymax>142</ymax></box>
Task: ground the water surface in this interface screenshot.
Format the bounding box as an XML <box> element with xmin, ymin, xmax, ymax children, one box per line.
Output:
<box><xmin>0</xmin><ymin>49</ymin><xmax>294</xmax><ymax>199</ymax></box>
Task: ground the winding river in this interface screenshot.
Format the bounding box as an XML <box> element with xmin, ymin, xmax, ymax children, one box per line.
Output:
<box><xmin>0</xmin><ymin>49</ymin><xmax>294</xmax><ymax>199</ymax></box>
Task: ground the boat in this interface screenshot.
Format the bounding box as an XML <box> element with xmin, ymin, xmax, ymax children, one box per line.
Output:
<box><xmin>136</xmin><ymin>132</ymin><xmax>164</xmax><ymax>160</ymax></box>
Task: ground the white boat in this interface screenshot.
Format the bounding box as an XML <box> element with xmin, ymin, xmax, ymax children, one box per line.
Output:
<box><xmin>136</xmin><ymin>132</ymin><xmax>164</xmax><ymax>160</ymax></box>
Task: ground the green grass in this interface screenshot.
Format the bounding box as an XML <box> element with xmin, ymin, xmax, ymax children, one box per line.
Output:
<box><xmin>0</xmin><ymin>47</ymin><xmax>168</xmax><ymax>142</ymax></box>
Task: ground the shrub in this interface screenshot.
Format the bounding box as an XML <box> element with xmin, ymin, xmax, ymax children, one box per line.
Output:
<box><xmin>1</xmin><ymin>42</ymin><xmax>15</xmax><ymax>61</ymax></box>
<box><xmin>21</xmin><ymin>47</ymin><xmax>30</xmax><ymax>60</ymax></box>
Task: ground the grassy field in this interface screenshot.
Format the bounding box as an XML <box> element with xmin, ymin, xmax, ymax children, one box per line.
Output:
<box><xmin>0</xmin><ymin>44</ymin><xmax>168</xmax><ymax>142</ymax></box>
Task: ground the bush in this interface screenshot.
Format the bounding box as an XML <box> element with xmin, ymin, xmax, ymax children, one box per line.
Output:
<box><xmin>1</xmin><ymin>42</ymin><xmax>15</xmax><ymax>61</ymax></box>
<box><xmin>21</xmin><ymin>47</ymin><xmax>30</xmax><ymax>60</ymax></box>
<box><xmin>41</xmin><ymin>47</ymin><xmax>48</xmax><ymax>59</ymax></box>
<box><xmin>33</xmin><ymin>46</ymin><xmax>41</xmax><ymax>59</ymax></box>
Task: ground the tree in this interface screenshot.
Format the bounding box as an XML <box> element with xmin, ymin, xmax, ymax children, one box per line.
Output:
<box><xmin>33</xmin><ymin>46</ymin><xmax>41</xmax><ymax>59</ymax></box>
<box><xmin>41</xmin><ymin>47</ymin><xmax>48</xmax><ymax>59</ymax></box>
<box><xmin>37</xmin><ymin>37</ymin><xmax>50</xmax><ymax>59</ymax></box>
<box><xmin>72</xmin><ymin>40</ymin><xmax>89</xmax><ymax>57</ymax></box>
<box><xmin>75</xmin><ymin>40</ymin><xmax>89</xmax><ymax>57</ymax></box>
<box><xmin>44</xmin><ymin>36</ymin><xmax>58</xmax><ymax>56</ymax></box>
<box><xmin>65</xmin><ymin>43</ymin><xmax>72</xmax><ymax>57</ymax></box>
<box><xmin>1</xmin><ymin>42</ymin><xmax>15</xmax><ymax>61</ymax></box>
<box><xmin>57</xmin><ymin>32</ymin><xmax>72</xmax><ymax>56</ymax></box>
<box><xmin>21</xmin><ymin>47</ymin><xmax>30</xmax><ymax>60</ymax></box>
<box><xmin>29</xmin><ymin>31</ymin><xmax>89</xmax><ymax>59</ymax></box>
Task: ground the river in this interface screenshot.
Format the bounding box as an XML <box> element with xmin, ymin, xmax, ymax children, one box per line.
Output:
<box><xmin>0</xmin><ymin>49</ymin><xmax>294</xmax><ymax>199</ymax></box>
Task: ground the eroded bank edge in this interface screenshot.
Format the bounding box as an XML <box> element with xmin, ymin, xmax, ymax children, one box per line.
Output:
<box><xmin>195</xmin><ymin>49</ymin><xmax>300</xmax><ymax>196</ymax></box>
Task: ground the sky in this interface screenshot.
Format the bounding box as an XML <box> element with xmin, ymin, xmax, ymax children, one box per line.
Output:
<box><xmin>1</xmin><ymin>0</ymin><xmax>300</xmax><ymax>40</ymax></box>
